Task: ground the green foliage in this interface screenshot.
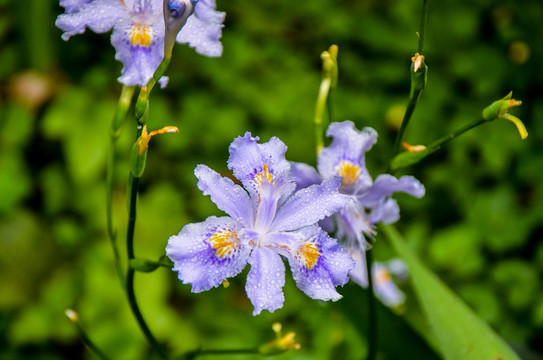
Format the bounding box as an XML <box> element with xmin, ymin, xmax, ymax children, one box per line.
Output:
<box><xmin>1</xmin><ymin>0</ymin><xmax>543</xmax><ymax>359</ymax></box>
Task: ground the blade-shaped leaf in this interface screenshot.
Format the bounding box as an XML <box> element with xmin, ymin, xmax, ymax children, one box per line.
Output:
<box><xmin>381</xmin><ymin>224</ymin><xmax>520</xmax><ymax>360</ymax></box>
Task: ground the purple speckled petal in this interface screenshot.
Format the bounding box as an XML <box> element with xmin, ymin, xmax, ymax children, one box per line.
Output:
<box><xmin>176</xmin><ymin>0</ymin><xmax>225</xmax><ymax>56</ymax></box>
<box><xmin>166</xmin><ymin>216</ymin><xmax>251</xmax><ymax>292</ymax></box>
<box><xmin>271</xmin><ymin>177</ymin><xmax>348</xmax><ymax>232</ymax></box>
<box><xmin>245</xmin><ymin>247</ymin><xmax>285</xmax><ymax>315</ymax></box>
<box><xmin>318</xmin><ymin>121</ymin><xmax>377</xmax><ymax>192</ymax></box>
<box><xmin>112</xmin><ymin>14</ymin><xmax>165</xmax><ymax>86</ymax></box>
<box><xmin>270</xmin><ymin>227</ymin><xmax>353</xmax><ymax>301</ymax></box>
<box><xmin>56</xmin><ymin>0</ymin><xmax>126</xmax><ymax>40</ymax></box>
<box><xmin>195</xmin><ymin>165</ymin><xmax>253</xmax><ymax>228</ymax></box>
<box><xmin>289</xmin><ymin>162</ymin><xmax>322</xmax><ymax>190</ymax></box>
<box><xmin>358</xmin><ymin>174</ymin><xmax>425</xmax><ymax>207</ymax></box>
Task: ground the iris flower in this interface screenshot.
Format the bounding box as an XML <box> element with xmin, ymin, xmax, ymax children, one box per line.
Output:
<box><xmin>291</xmin><ymin>121</ymin><xmax>425</xmax><ymax>288</ymax></box>
<box><xmin>56</xmin><ymin>0</ymin><xmax>225</xmax><ymax>86</ymax></box>
<box><xmin>166</xmin><ymin>133</ymin><xmax>355</xmax><ymax>315</ymax></box>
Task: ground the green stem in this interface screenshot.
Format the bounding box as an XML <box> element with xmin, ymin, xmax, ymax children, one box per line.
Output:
<box><xmin>365</xmin><ymin>249</ymin><xmax>377</xmax><ymax>360</ymax></box>
<box><xmin>426</xmin><ymin>118</ymin><xmax>487</xmax><ymax>150</ymax></box>
<box><xmin>73</xmin><ymin>320</ymin><xmax>111</xmax><ymax>360</ymax></box>
<box><xmin>125</xmin><ymin>173</ymin><xmax>169</xmax><ymax>359</ymax></box>
<box><xmin>107</xmin><ymin>85</ymin><xmax>135</xmax><ymax>286</ymax></box>
<box><xmin>392</xmin><ymin>88</ymin><xmax>422</xmax><ymax>156</ymax></box>
<box><xmin>391</xmin><ymin>0</ymin><xmax>430</xmax><ymax>157</ymax></box>
<box><xmin>314</xmin><ymin>77</ymin><xmax>332</xmax><ymax>157</ymax></box>
<box><xmin>327</xmin><ymin>88</ymin><xmax>335</xmax><ymax>124</ymax></box>
<box><xmin>418</xmin><ymin>0</ymin><xmax>429</xmax><ymax>54</ymax></box>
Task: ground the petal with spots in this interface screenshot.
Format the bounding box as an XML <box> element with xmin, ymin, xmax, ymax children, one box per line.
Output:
<box><xmin>166</xmin><ymin>216</ymin><xmax>251</xmax><ymax>293</ymax></box>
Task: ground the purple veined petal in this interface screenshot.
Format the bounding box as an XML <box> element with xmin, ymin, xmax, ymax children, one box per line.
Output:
<box><xmin>195</xmin><ymin>164</ymin><xmax>254</xmax><ymax>228</ymax></box>
<box><xmin>289</xmin><ymin>162</ymin><xmax>322</xmax><ymax>190</ymax></box>
<box><xmin>228</xmin><ymin>132</ymin><xmax>295</xmax><ymax>220</ymax></box>
<box><xmin>245</xmin><ymin>246</ymin><xmax>286</xmax><ymax>315</ymax></box>
<box><xmin>318</xmin><ymin>121</ymin><xmax>377</xmax><ymax>189</ymax></box>
<box><xmin>166</xmin><ymin>216</ymin><xmax>251</xmax><ymax>293</ymax></box>
<box><xmin>56</xmin><ymin>0</ymin><xmax>126</xmax><ymax>40</ymax></box>
<box><xmin>228</xmin><ymin>133</ymin><xmax>291</xmax><ymax>190</ymax></box>
<box><xmin>270</xmin><ymin>177</ymin><xmax>349</xmax><ymax>232</ymax></box>
<box><xmin>176</xmin><ymin>0</ymin><xmax>225</xmax><ymax>57</ymax></box>
<box><xmin>358</xmin><ymin>174</ymin><xmax>425</xmax><ymax>207</ymax></box>
<box><xmin>270</xmin><ymin>227</ymin><xmax>354</xmax><ymax>301</ymax></box>
<box><xmin>112</xmin><ymin>15</ymin><xmax>165</xmax><ymax>86</ymax></box>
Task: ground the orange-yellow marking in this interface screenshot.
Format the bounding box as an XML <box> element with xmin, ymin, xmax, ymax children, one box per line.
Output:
<box><xmin>254</xmin><ymin>164</ymin><xmax>274</xmax><ymax>185</ymax></box>
<box><xmin>208</xmin><ymin>231</ymin><xmax>239</xmax><ymax>258</ymax></box>
<box><xmin>130</xmin><ymin>24</ymin><xmax>152</xmax><ymax>47</ymax></box>
<box><xmin>297</xmin><ymin>243</ymin><xmax>320</xmax><ymax>270</ymax></box>
<box><xmin>338</xmin><ymin>161</ymin><xmax>360</xmax><ymax>186</ymax></box>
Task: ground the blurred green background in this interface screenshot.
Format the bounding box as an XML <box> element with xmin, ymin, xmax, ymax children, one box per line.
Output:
<box><xmin>1</xmin><ymin>0</ymin><xmax>542</xmax><ymax>359</ymax></box>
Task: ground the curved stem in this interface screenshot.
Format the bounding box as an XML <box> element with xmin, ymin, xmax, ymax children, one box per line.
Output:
<box><xmin>72</xmin><ymin>319</ymin><xmax>111</xmax><ymax>360</ymax></box>
<box><xmin>125</xmin><ymin>173</ymin><xmax>169</xmax><ymax>359</ymax></box>
<box><xmin>184</xmin><ymin>349</ymin><xmax>259</xmax><ymax>359</ymax></box>
<box><xmin>314</xmin><ymin>77</ymin><xmax>332</xmax><ymax>158</ymax></box>
<box><xmin>426</xmin><ymin>118</ymin><xmax>487</xmax><ymax>150</ymax></box>
<box><xmin>365</xmin><ymin>249</ymin><xmax>377</xmax><ymax>360</ymax></box>
<box><xmin>107</xmin><ymin>85</ymin><xmax>135</xmax><ymax>286</ymax></box>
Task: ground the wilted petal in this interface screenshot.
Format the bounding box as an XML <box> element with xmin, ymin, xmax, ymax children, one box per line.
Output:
<box><xmin>176</xmin><ymin>0</ymin><xmax>225</xmax><ymax>57</ymax></box>
<box><xmin>245</xmin><ymin>247</ymin><xmax>285</xmax><ymax>315</ymax></box>
<box><xmin>318</xmin><ymin>121</ymin><xmax>377</xmax><ymax>191</ymax></box>
<box><xmin>358</xmin><ymin>174</ymin><xmax>425</xmax><ymax>207</ymax></box>
<box><xmin>56</xmin><ymin>0</ymin><xmax>125</xmax><ymax>40</ymax></box>
<box><xmin>271</xmin><ymin>177</ymin><xmax>348</xmax><ymax>232</ymax></box>
<box><xmin>289</xmin><ymin>162</ymin><xmax>321</xmax><ymax>190</ymax></box>
<box><xmin>195</xmin><ymin>165</ymin><xmax>253</xmax><ymax>227</ymax></box>
<box><xmin>167</xmin><ymin>216</ymin><xmax>251</xmax><ymax>292</ymax></box>
<box><xmin>273</xmin><ymin>227</ymin><xmax>353</xmax><ymax>301</ymax></box>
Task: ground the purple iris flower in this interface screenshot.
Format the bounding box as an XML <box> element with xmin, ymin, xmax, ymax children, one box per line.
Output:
<box><xmin>56</xmin><ymin>0</ymin><xmax>225</xmax><ymax>86</ymax></box>
<box><xmin>290</xmin><ymin>121</ymin><xmax>425</xmax><ymax>286</ymax></box>
<box><xmin>166</xmin><ymin>133</ymin><xmax>355</xmax><ymax>315</ymax></box>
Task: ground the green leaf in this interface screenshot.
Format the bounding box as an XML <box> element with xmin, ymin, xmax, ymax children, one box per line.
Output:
<box><xmin>381</xmin><ymin>224</ymin><xmax>521</xmax><ymax>360</ymax></box>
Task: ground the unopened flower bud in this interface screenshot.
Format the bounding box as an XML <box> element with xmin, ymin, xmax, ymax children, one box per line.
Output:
<box><xmin>482</xmin><ymin>91</ymin><xmax>527</xmax><ymax>139</ymax></box>
<box><xmin>164</xmin><ymin>0</ymin><xmax>197</xmax><ymax>59</ymax></box>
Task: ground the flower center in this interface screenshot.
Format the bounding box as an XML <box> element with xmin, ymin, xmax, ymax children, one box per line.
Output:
<box><xmin>337</xmin><ymin>160</ymin><xmax>360</xmax><ymax>186</ymax></box>
<box><xmin>297</xmin><ymin>243</ymin><xmax>320</xmax><ymax>270</ymax></box>
<box><xmin>254</xmin><ymin>164</ymin><xmax>274</xmax><ymax>186</ymax></box>
<box><xmin>208</xmin><ymin>230</ymin><xmax>239</xmax><ymax>258</ymax></box>
<box><xmin>130</xmin><ymin>24</ymin><xmax>152</xmax><ymax>47</ymax></box>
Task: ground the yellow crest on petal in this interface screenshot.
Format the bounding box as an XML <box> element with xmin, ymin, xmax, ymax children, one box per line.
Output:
<box><xmin>130</xmin><ymin>24</ymin><xmax>152</xmax><ymax>47</ymax></box>
<box><xmin>337</xmin><ymin>160</ymin><xmax>360</xmax><ymax>186</ymax></box>
<box><xmin>208</xmin><ymin>231</ymin><xmax>239</xmax><ymax>258</ymax></box>
<box><xmin>296</xmin><ymin>243</ymin><xmax>320</xmax><ymax>270</ymax></box>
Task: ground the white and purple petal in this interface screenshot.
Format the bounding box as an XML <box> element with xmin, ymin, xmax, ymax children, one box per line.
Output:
<box><xmin>59</xmin><ymin>0</ymin><xmax>93</xmax><ymax>14</ymax></box>
<box><xmin>289</xmin><ymin>162</ymin><xmax>322</xmax><ymax>190</ymax></box>
<box><xmin>176</xmin><ymin>0</ymin><xmax>225</xmax><ymax>57</ymax></box>
<box><xmin>166</xmin><ymin>216</ymin><xmax>251</xmax><ymax>293</ymax></box>
<box><xmin>317</xmin><ymin>121</ymin><xmax>377</xmax><ymax>192</ymax></box>
<box><xmin>245</xmin><ymin>247</ymin><xmax>286</xmax><ymax>315</ymax></box>
<box><xmin>270</xmin><ymin>177</ymin><xmax>349</xmax><ymax>232</ymax></box>
<box><xmin>195</xmin><ymin>165</ymin><xmax>254</xmax><ymax>228</ymax></box>
<box><xmin>274</xmin><ymin>227</ymin><xmax>354</xmax><ymax>301</ymax></box>
<box><xmin>56</xmin><ymin>0</ymin><xmax>125</xmax><ymax>40</ymax></box>
<box><xmin>358</xmin><ymin>174</ymin><xmax>425</xmax><ymax>207</ymax></box>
